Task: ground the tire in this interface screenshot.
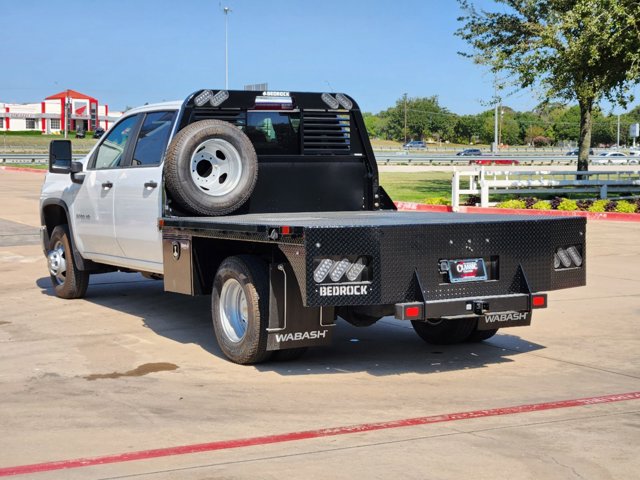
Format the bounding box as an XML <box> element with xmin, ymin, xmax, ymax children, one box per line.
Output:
<box><xmin>339</xmin><ymin>307</ymin><xmax>380</xmax><ymax>327</ymax></box>
<box><xmin>47</xmin><ymin>225</ymin><xmax>89</xmax><ymax>299</ymax></box>
<box><xmin>411</xmin><ymin>317</ymin><xmax>476</xmax><ymax>345</ymax></box>
<box><xmin>466</xmin><ymin>327</ymin><xmax>499</xmax><ymax>342</ymax></box>
<box><xmin>272</xmin><ymin>348</ymin><xmax>308</xmax><ymax>362</ymax></box>
<box><xmin>211</xmin><ymin>255</ymin><xmax>272</xmax><ymax>364</ymax></box>
<box><xmin>164</xmin><ymin>120</ymin><xmax>258</xmax><ymax>216</ymax></box>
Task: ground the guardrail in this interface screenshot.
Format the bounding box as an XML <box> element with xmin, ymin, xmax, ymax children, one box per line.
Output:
<box><xmin>452</xmin><ymin>168</ymin><xmax>640</xmax><ymax>211</ymax></box>
<box><xmin>375</xmin><ymin>154</ymin><xmax>583</xmax><ymax>166</ymax></box>
<box><xmin>0</xmin><ymin>153</ymin><xmax>85</xmax><ymax>164</ymax></box>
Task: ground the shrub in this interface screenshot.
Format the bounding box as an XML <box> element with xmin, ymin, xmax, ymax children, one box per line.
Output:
<box><xmin>532</xmin><ymin>200</ymin><xmax>552</xmax><ymax>210</ymax></box>
<box><xmin>497</xmin><ymin>199</ymin><xmax>526</xmax><ymax>209</ymax></box>
<box><xmin>557</xmin><ymin>199</ymin><xmax>578</xmax><ymax>211</ymax></box>
<box><xmin>576</xmin><ymin>199</ymin><xmax>593</xmax><ymax>211</ymax></box>
<box><xmin>604</xmin><ymin>201</ymin><xmax>617</xmax><ymax>212</ymax></box>
<box><xmin>523</xmin><ymin>197</ymin><xmax>537</xmax><ymax>209</ymax></box>
<box><xmin>588</xmin><ymin>200</ymin><xmax>609</xmax><ymax>212</ymax></box>
<box><xmin>2</xmin><ymin>130</ymin><xmax>43</xmax><ymax>136</ymax></box>
<box><xmin>465</xmin><ymin>195</ymin><xmax>481</xmax><ymax>206</ymax></box>
<box><xmin>550</xmin><ymin>197</ymin><xmax>563</xmax><ymax>210</ymax></box>
<box><xmin>532</xmin><ymin>136</ymin><xmax>551</xmax><ymax>147</ymax></box>
<box><xmin>423</xmin><ymin>197</ymin><xmax>451</xmax><ymax>206</ymax></box>
<box><xmin>615</xmin><ymin>200</ymin><xmax>637</xmax><ymax>213</ymax></box>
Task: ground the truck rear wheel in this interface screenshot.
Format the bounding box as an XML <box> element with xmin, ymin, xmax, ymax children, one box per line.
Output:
<box><xmin>211</xmin><ymin>255</ymin><xmax>271</xmax><ymax>364</ymax></box>
<box><xmin>164</xmin><ymin>120</ymin><xmax>258</xmax><ymax>216</ymax></box>
<box><xmin>47</xmin><ymin>225</ymin><xmax>89</xmax><ymax>299</ymax></box>
<box><xmin>466</xmin><ymin>326</ymin><xmax>499</xmax><ymax>342</ymax></box>
<box><xmin>411</xmin><ymin>318</ymin><xmax>476</xmax><ymax>345</ymax></box>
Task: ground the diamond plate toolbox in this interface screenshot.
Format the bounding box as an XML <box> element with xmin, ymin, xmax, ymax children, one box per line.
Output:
<box><xmin>301</xmin><ymin>216</ymin><xmax>586</xmax><ymax>307</ymax></box>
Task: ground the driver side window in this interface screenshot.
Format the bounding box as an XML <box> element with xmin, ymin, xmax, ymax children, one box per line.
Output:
<box><xmin>93</xmin><ymin>115</ymin><xmax>139</xmax><ymax>169</ymax></box>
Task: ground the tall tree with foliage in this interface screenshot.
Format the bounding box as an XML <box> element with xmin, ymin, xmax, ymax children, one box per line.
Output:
<box><xmin>457</xmin><ymin>0</ymin><xmax>640</xmax><ymax>170</ymax></box>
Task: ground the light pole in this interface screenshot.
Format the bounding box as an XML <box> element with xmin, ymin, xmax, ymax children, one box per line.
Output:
<box><xmin>223</xmin><ymin>6</ymin><xmax>232</xmax><ymax>89</ymax></box>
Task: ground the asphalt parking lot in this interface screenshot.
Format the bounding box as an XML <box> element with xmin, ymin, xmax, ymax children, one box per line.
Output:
<box><xmin>0</xmin><ymin>168</ymin><xmax>639</xmax><ymax>479</ymax></box>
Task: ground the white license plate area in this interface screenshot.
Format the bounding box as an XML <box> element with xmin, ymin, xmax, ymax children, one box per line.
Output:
<box><xmin>447</xmin><ymin>258</ymin><xmax>488</xmax><ymax>283</ymax></box>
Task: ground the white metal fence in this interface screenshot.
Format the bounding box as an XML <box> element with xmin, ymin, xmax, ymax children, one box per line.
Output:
<box><xmin>452</xmin><ymin>168</ymin><xmax>640</xmax><ymax>211</ymax></box>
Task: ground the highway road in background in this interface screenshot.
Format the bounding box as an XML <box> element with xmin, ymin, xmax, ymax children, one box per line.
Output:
<box><xmin>1</xmin><ymin>169</ymin><xmax>639</xmax><ymax>479</ymax></box>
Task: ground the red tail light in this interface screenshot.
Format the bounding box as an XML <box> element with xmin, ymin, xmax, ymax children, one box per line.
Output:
<box><xmin>532</xmin><ymin>294</ymin><xmax>547</xmax><ymax>309</ymax></box>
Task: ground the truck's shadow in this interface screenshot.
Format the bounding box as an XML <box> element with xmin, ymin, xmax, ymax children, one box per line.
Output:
<box><xmin>37</xmin><ymin>273</ymin><xmax>546</xmax><ymax>377</ymax></box>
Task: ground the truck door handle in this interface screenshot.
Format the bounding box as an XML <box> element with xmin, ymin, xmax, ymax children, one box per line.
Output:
<box><xmin>102</xmin><ymin>181</ymin><xmax>113</xmax><ymax>189</ymax></box>
<box><xmin>144</xmin><ymin>181</ymin><xmax>158</xmax><ymax>189</ymax></box>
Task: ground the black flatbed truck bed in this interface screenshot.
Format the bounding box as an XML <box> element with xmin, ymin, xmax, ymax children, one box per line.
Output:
<box><xmin>161</xmin><ymin>209</ymin><xmax>586</xmax><ymax>353</ymax></box>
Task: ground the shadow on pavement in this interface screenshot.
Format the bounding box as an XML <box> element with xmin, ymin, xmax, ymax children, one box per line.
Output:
<box><xmin>37</xmin><ymin>272</ymin><xmax>546</xmax><ymax>376</ymax></box>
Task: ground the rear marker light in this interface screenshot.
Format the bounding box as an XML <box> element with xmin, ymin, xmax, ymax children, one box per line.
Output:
<box><xmin>405</xmin><ymin>306</ymin><xmax>420</xmax><ymax>317</ymax></box>
<box><xmin>335</xmin><ymin>93</ymin><xmax>353</xmax><ymax>110</ymax></box>
<box><xmin>329</xmin><ymin>259</ymin><xmax>351</xmax><ymax>282</ymax></box>
<box><xmin>194</xmin><ymin>90</ymin><xmax>214</xmax><ymax>107</ymax></box>
<box><xmin>346</xmin><ymin>258</ymin><xmax>366</xmax><ymax>281</ymax></box>
<box><xmin>532</xmin><ymin>294</ymin><xmax>547</xmax><ymax>308</ymax></box>
<box><xmin>211</xmin><ymin>90</ymin><xmax>229</xmax><ymax>106</ymax></box>
<box><xmin>314</xmin><ymin>259</ymin><xmax>334</xmax><ymax>283</ymax></box>
<box><xmin>566</xmin><ymin>246</ymin><xmax>583</xmax><ymax>267</ymax></box>
<box><xmin>321</xmin><ymin>93</ymin><xmax>340</xmax><ymax>109</ymax></box>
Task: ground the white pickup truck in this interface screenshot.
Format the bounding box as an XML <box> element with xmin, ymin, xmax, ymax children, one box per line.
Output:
<box><xmin>40</xmin><ymin>89</ymin><xmax>586</xmax><ymax>364</ymax></box>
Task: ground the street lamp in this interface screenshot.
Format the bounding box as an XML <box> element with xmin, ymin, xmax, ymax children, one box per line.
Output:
<box><xmin>222</xmin><ymin>6</ymin><xmax>232</xmax><ymax>89</ymax></box>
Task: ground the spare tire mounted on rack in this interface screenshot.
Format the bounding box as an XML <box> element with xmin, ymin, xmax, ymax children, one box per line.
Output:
<box><xmin>164</xmin><ymin>119</ymin><xmax>258</xmax><ymax>216</ymax></box>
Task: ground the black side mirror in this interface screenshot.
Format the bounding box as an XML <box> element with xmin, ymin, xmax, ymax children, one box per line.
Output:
<box><xmin>49</xmin><ymin>140</ymin><xmax>73</xmax><ymax>174</ymax></box>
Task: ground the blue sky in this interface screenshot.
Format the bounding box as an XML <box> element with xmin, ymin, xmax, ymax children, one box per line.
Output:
<box><xmin>0</xmin><ymin>0</ymin><xmax>636</xmax><ymax>114</ymax></box>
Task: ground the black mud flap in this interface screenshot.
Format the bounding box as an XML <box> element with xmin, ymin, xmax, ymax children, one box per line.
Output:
<box><xmin>477</xmin><ymin>311</ymin><xmax>532</xmax><ymax>330</ymax></box>
<box><xmin>267</xmin><ymin>263</ymin><xmax>335</xmax><ymax>351</ymax></box>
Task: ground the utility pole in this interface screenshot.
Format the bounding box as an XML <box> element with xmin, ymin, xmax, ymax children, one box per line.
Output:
<box><xmin>493</xmin><ymin>80</ymin><xmax>499</xmax><ymax>156</ymax></box>
<box><xmin>617</xmin><ymin>113</ymin><xmax>621</xmax><ymax>147</ymax></box>
<box><xmin>222</xmin><ymin>6</ymin><xmax>232</xmax><ymax>89</ymax></box>
<box><xmin>403</xmin><ymin>93</ymin><xmax>408</xmax><ymax>144</ymax></box>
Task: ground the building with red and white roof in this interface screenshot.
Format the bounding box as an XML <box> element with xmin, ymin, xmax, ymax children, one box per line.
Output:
<box><xmin>0</xmin><ymin>89</ymin><xmax>122</xmax><ymax>133</ymax></box>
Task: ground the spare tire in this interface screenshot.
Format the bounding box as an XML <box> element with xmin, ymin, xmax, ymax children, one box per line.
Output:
<box><xmin>164</xmin><ymin>119</ymin><xmax>258</xmax><ymax>216</ymax></box>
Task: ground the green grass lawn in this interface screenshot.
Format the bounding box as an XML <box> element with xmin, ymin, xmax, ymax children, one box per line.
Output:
<box><xmin>0</xmin><ymin>134</ymin><xmax>97</xmax><ymax>153</ymax></box>
<box><xmin>379</xmin><ymin>172</ymin><xmax>452</xmax><ymax>203</ymax></box>
<box><xmin>4</xmin><ymin>166</ymin><xmax>454</xmax><ymax>204</ymax></box>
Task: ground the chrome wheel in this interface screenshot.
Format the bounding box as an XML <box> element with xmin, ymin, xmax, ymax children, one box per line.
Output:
<box><xmin>47</xmin><ymin>241</ymin><xmax>67</xmax><ymax>286</ymax></box>
<box><xmin>219</xmin><ymin>278</ymin><xmax>249</xmax><ymax>343</ymax></box>
<box><xmin>190</xmin><ymin>138</ymin><xmax>243</xmax><ymax>197</ymax></box>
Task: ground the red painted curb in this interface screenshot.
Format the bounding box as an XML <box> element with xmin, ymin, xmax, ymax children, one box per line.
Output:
<box><xmin>1</xmin><ymin>391</ymin><xmax>638</xmax><ymax>477</ymax></box>
<box><xmin>395</xmin><ymin>201</ymin><xmax>640</xmax><ymax>222</ymax></box>
<box><xmin>0</xmin><ymin>166</ymin><xmax>46</xmax><ymax>174</ymax></box>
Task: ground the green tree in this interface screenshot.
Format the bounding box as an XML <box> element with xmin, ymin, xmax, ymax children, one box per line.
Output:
<box><xmin>454</xmin><ymin>114</ymin><xmax>483</xmax><ymax>144</ymax></box>
<box><xmin>384</xmin><ymin>95</ymin><xmax>457</xmax><ymax>143</ymax></box>
<box><xmin>362</xmin><ymin>112</ymin><xmax>387</xmax><ymax>139</ymax></box>
<box><xmin>457</xmin><ymin>0</ymin><xmax>640</xmax><ymax>170</ymax></box>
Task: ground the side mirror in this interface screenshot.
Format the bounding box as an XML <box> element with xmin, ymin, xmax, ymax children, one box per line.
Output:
<box><xmin>49</xmin><ymin>140</ymin><xmax>73</xmax><ymax>174</ymax></box>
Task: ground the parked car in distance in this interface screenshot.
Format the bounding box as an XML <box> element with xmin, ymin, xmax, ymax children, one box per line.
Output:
<box><xmin>629</xmin><ymin>148</ymin><xmax>640</xmax><ymax>157</ymax></box>
<box><xmin>93</xmin><ymin>127</ymin><xmax>106</xmax><ymax>139</ymax></box>
<box><xmin>402</xmin><ymin>140</ymin><xmax>427</xmax><ymax>150</ymax></box>
<box><xmin>591</xmin><ymin>152</ymin><xmax>629</xmax><ymax>165</ymax></box>
<box><xmin>566</xmin><ymin>148</ymin><xmax>594</xmax><ymax>155</ymax></box>
<box><xmin>456</xmin><ymin>148</ymin><xmax>482</xmax><ymax>156</ymax></box>
<box><xmin>469</xmin><ymin>159</ymin><xmax>519</xmax><ymax>166</ymax></box>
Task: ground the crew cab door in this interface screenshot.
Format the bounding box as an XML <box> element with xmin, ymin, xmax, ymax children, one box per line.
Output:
<box><xmin>71</xmin><ymin>114</ymin><xmax>141</xmax><ymax>258</ymax></box>
<box><xmin>113</xmin><ymin>111</ymin><xmax>176</xmax><ymax>269</ymax></box>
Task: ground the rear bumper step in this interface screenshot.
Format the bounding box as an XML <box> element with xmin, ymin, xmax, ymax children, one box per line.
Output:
<box><xmin>395</xmin><ymin>293</ymin><xmax>547</xmax><ymax>322</ymax></box>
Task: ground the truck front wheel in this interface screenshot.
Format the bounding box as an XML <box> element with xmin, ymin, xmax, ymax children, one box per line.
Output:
<box><xmin>212</xmin><ymin>256</ymin><xmax>271</xmax><ymax>364</ymax></box>
<box><xmin>47</xmin><ymin>225</ymin><xmax>89</xmax><ymax>299</ymax></box>
<box><xmin>411</xmin><ymin>318</ymin><xmax>476</xmax><ymax>345</ymax></box>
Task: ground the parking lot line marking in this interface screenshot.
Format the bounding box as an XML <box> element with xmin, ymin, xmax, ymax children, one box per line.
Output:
<box><xmin>1</xmin><ymin>391</ymin><xmax>638</xmax><ymax>477</ymax></box>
